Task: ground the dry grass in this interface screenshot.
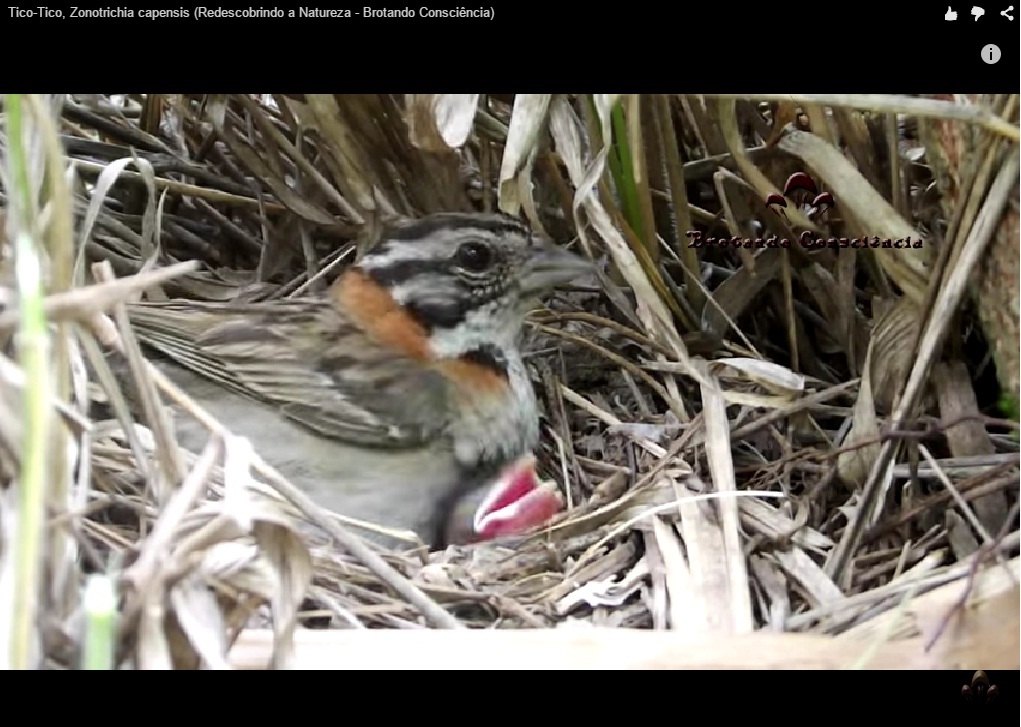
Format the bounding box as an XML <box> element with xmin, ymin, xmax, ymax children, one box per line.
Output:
<box><xmin>0</xmin><ymin>93</ymin><xmax>1018</xmax><ymax>669</ymax></box>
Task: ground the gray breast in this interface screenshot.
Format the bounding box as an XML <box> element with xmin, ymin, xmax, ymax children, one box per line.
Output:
<box><xmin>152</xmin><ymin>361</ymin><xmax>465</xmax><ymax>549</ymax></box>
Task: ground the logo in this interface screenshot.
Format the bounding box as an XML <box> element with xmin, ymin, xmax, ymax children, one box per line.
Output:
<box><xmin>962</xmin><ymin>670</ymin><xmax>999</xmax><ymax>705</ymax></box>
<box><xmin>683</xmin><ymin>169</ymin><xmax>923</xmax><ymax>251</ymax></box>
<box><xmin>764</xmin><ymin>172</ymin><xmax>835</xmax><ymax>222</ymax></box>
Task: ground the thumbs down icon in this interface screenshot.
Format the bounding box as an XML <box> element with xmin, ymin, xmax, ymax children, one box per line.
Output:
<box><xmin>971</xmin><ymin>5</ymin><xmax>985</xmax><ymax>18</ymax></box>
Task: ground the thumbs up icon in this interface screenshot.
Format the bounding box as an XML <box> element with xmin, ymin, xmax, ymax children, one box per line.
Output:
<box><xmin>945</xmin><ymin>6</ymin><xmax>958</xmax><ymax>18</ymax></box>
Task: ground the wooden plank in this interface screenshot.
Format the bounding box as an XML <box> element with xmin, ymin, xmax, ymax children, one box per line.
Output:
<box><xmin>230</xmin><ymin>559</ymin><xmax>1019</xmax><ymax>670</ymax></box>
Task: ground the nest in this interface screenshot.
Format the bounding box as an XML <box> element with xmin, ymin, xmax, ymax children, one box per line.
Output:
<box><xmin>0</xmin><ymin>94</ymin><xmax>1018</xmax><ymax>669</ymax></box>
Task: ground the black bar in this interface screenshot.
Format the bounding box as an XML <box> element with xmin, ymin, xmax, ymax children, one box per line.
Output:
<box><xmin>6</xmin><ymin>2</ymin><xmax>1018</xmax><ymax>89</ymax></box>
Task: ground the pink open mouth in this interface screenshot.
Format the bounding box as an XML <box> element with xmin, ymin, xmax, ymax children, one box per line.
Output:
<box><xmin>473</xmin><ymin>459</ymin><xmax>563</xmax><ymax>541</ymax></box>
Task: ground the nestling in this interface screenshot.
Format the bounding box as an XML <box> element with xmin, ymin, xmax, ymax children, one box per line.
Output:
<box><xmin>125</xmin><ymin>212</ymin><xmax>592</xmax><ymax>549</ymax></box>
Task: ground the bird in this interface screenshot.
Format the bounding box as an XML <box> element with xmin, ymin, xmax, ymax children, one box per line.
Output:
<box><xmin>123</xmin><ymin>211</ymin><xmax>592</xmax><ymax>550</ymax></box>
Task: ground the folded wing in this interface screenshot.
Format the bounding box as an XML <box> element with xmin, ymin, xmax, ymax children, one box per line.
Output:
<box><xmin>128</xmin><ymin>299</ymin><xmax>451</xmax><ymax>450</ymax></box>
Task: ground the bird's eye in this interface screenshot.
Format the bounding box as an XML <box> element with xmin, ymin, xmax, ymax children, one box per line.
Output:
<box><xmin>455</xmin><ymin>241</ymin><xmax>492</xmax><ymax>272</ymax></box>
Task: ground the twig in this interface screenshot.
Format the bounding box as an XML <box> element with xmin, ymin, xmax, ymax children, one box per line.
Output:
<box><xmin>73</xmin><ymin>158</ymin><xmax>285</xmax><ymax>210</ymax></box>
<box><xmin>705</xmin><ymin>94</ymin><xmax>1020</xmax><ymax>142</ymax></box>
<box><xmin>924</xmin><ymin>499</ymin><xmax>1021</xmax><ymax>652</ymax></box>
<box><xmin>0</xmin><ymin>261</ymin><xmax>200</xmax><ymax>331</ymax></box>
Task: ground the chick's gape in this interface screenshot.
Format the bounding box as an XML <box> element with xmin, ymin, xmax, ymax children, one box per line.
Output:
<box><xmin>128</xmin><ymin>212</ymin><xmax>591</xmax><ymax>549</ymax></box>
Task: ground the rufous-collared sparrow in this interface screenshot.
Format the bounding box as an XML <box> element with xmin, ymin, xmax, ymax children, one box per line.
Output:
<box><xmin>125</xmin><ymin>212</ymin><xmax>592</xmax><ymax>549</ymax></box>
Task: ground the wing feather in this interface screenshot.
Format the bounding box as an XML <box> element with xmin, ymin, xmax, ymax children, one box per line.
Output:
<box><xmin>127</xmin><ymin>299</ymin><xmax>450</xmax><ymax>448</ymax></box>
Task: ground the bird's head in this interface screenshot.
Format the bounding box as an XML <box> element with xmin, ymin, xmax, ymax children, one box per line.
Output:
<box><xmin>352</xmin><ymin>212</ymin><xmax>593</xmax><ymax>358</ymax></box>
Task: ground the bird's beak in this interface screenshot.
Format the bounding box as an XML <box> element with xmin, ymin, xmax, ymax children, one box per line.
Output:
<box><xmin>519</xmin><ymin>241</ymin><xmax>593</xmax><ymax>294</ymax></box>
